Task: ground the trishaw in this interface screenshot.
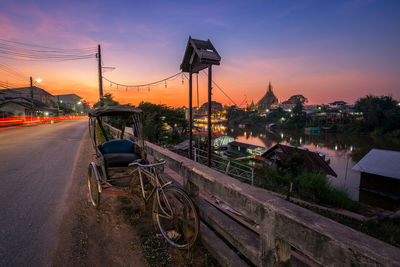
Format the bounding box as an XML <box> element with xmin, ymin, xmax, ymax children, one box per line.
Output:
<box><xmin>87</xmin><ymin>106</ymin><xmax>199</xmax><ymax>249</ymax></box>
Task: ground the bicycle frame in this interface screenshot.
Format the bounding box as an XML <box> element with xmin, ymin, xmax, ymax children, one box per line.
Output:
<box><xmin>128</xmin><ymin>162</ymin><xmax>175</xmax><ymax>220</ymax></box>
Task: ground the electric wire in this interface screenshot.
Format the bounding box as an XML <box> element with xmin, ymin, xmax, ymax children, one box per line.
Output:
<box><xmin>0</xmin><ymin>39</ymin><xmax>96</xmax><ymax>61</ymax></box>
<box><xmin>103</xmin><ymin>72</ymin><xmax>183</xmax><ymax>89</ymax></box>
<box><xmin>0</xmin><ymin>62</ymin><xmax>28</xmax><ymax>81</ymax></box>
<box><xmin>200</xmin><ymin>70</ymin><xmax>237</xmax><ymax>106</ymax></box>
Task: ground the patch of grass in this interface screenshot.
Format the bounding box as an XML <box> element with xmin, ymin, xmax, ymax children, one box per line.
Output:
<box><xmin>118</xmin><ymin>197</ymin><xmax>144</xmax><ymax>225</ymax></box>
<box><xmin>256</xmin><ymin>170</ymin><xmax>359</xmax><ymax>212</ymax></box>
<box><xmin>140</xmin><ymin>231</ymin><xmax>170</xmax><ymax>266</ymax></box>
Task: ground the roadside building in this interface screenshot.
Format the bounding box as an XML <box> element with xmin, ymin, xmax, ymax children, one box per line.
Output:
<box><xmin>352</xmin><ymin>149</ymin><xmax>400</xmax><ymax>210</ymax></box>
<box><xmin>53</xmin><ymin>94</ymin><xmax>89</xmax><ymax>114</ymax></box>
<box><xmin>1</xmin><ymin>86</ymin><xmax>54</xmax><ymax>105</ymax></box>
<box><xmin>0</xmin><ymin>88</ymin><xmax>57</xmax><ymax>117</ymax></box>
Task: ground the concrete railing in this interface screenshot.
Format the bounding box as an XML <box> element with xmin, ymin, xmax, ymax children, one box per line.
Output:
<box><xmin>106</xmin><ymin>124</ymin><xmax>400</xmax><ymax>266</ymax></box>
<box><xmin>145</xmin><ymin>142</ymin><xmax>400</xmax><ymax>267</ymax></box>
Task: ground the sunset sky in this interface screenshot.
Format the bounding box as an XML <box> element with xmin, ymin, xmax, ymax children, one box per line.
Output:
<box><xmin>0</xmin><ymin>0</ymin><xmax>399</xmax><ymax>107</ymax></box>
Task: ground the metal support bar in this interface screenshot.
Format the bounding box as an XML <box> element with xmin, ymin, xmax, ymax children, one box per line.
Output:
<box><xmin>207</xmin><ymin>64</ymin><xmax>212</xmax><ymax>167</ymax></box>
<box><xmin>189</xmin><ymin>68</ymin><xmax>193</xmax><ymax>160</ymax></box>
<box><xmin>225</xmin><ymin>160</ymin><xmax>231</xmax><ymax>175</ymax></box>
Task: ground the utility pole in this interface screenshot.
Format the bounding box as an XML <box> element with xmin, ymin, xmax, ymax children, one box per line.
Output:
<box><xmin>97</xmin><ymin>44</ymin><xmax>104</xmax><ymax>106</ymax></box>
<box><xmin>30</xmin><ymin>76</ymin><xmax>34</xmax><ymax>118</ymax></box>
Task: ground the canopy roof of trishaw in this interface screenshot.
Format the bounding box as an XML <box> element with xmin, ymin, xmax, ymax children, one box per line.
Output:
<box><xmin>88</xmin><ymin>105</ymin><xmax>142</xmax><ymax>117</ymax></box>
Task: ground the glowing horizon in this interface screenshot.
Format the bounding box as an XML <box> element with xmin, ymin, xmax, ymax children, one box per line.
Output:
<box><xmin>0</xmin><ymin>0</ymin><xmax>399</xmax><ymax>107</ymax></box>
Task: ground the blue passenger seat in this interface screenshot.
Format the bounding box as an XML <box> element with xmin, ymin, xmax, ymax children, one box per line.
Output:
<box><xmin>101</xmin><ymin>139</ymin><xmax>140</xmax><ymax>168</ymax></box>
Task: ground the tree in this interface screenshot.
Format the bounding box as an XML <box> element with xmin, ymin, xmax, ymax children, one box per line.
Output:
<box><xmin>267</xmin><ymin>107</ymin><xmax>287</xmax><ymax>123</ymax></box>
<box><xmin>288</xmin><ymin>94</ymin><xmax>308</xmax><ymax>104</ymax></box>
<box><xmin>93</xmin><ymin>93</ymin><xmax>119</xmax><ymax>108</ymax></box>
<box><xmin>355</xmin><ymin>95</ymin><xmax>399</xmax><ymax>132</ymax></box>
<box><xmin>138</xmin><ymin>102</ymin><xmax>187</xmax><ymax>143</ymax></box>
<box><xmin>292</xmin><ymin>99</ymin><xmax>304</xmax><ymax>117</ymax></box>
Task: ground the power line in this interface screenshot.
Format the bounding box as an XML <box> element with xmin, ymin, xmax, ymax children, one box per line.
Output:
<box><xmin>0</xmin><ymin>39</ymin><xmax>96</xmax><ymax>61</ymax></box>
<box><xmin>0</xmin><ymin>62</ymin><xmax>28</xmax><ymax>82</ymax></box>
<box><xmin>0</xmin><ymin>80</ymin><xmax>26</xmax><ymax>89</ymax></box>
<box><xmin>200</xmin><ymin>70</ymin><xmax>238</xmax><ymax>106</ymax></box>
<box><xmin>103</xmin><ymin>72</ymin><xmax>183</xmax><ymax>89</ymax></box>
<box><xmin>0</xmin><ymin>38</ymin><xmax>96</xmax><ymax>52</ymax></box>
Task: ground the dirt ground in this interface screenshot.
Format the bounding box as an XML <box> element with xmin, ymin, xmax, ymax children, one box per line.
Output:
<box><xmin>51</xmin><ymin>130</ymin><xmax>218</xmax><ymax>266</ymax></box>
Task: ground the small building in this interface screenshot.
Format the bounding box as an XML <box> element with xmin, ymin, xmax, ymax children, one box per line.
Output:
<box><xmin>260</xmin><ymin>144</ymin><xmax>337</xmax><ymax>177</ymax></box>
<box><xmin>278</xmin><ymin>100</ymin><xmax>296</xmax><ymax>112</ymax></box>
<box><xmin>228</xmin><ymin>141</ymin><xmax>253</xmax><ymax>155</ymax></box>
<box><xmin>1</xmin><ymin>87</ymin><xmax>54</xmax><ymax>105</ymax></box>
<box><xmin>53</xmin><ymin>93</ymin><xmax>88</xmax><ymax>114</ymax></box>
<box><xmin>226</xmin><ymin>141</ymin><xmax>264</xmax><ymax>158</ymax></box>
<box><xmin>352</xmin><ymin>149</ymin><xmax>400</xmax><ymax>210</ymax></box>
<box><xmin>329</xmin><ymin>101</ymin><xmax>347</xmax><ymax>110</ymax></box>
<box><xmin>0</xmin><ymin>90</ymin><xmax>57</xmax><ymax>117</ymax></box>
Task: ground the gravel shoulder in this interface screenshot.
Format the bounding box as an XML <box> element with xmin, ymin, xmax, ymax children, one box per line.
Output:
<box><xmin>52</xmin><ymin>129</ymin><xmax>218</xmax><ymax>266</ymax></box>
<box><xmin>51</xmin><ymin>129</ymin><xmax>145</xmax><ymax>266</ymax></box>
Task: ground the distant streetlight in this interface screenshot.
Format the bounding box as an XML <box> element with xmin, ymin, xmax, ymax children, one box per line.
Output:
<box><xmin>75</xmin><ymin>101</ymin><xmax>82</xmax><ymax>115</ymax></box>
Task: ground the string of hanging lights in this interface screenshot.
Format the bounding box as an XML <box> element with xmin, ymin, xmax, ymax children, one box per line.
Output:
<box><xmin>102</xmin><ymin>71</ymin><xmax>184</xmax><ymax>92</ymax></box>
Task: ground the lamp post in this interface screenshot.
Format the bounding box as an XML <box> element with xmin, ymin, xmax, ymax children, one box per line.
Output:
<box><xmin>30</xmin><ymin>76</ymin><xmax>41</xmax><ymax>117</ymax></box>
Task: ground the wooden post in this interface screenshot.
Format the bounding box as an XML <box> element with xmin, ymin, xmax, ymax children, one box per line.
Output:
<box><xmin>189</xmin><ymin>67</ymin><xmax>193</xmax><ymax>160</ymax></box>
<box><xmin>207</xmin><ymin>65</ymin><xmax>212</xmax><ymax>167</ymax></box>
<box><xmin>196</xmin><ymin>73</ymin><xmax>199</xmax><ymax>108</ymax></box>
<box><xmin>97</xmin><ymin>44</ymin><xmax>104</xmax><ymax>106</ymax></box>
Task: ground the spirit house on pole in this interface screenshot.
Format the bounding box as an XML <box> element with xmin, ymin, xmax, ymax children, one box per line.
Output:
<box><xmin>180</xmin><ymin>36</ymin><xmax>221</xmax><ymax>166</ymax></box>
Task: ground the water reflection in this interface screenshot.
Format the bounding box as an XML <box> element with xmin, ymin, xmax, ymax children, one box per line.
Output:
<box><xmin>228</xmin><ymin>126</ymin><xmax>400</xmax><ymax>202</ymax></box>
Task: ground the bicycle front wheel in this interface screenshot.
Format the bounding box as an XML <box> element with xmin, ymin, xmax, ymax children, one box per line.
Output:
<box><xmin>88</xmin><ymin>162</ymin><xmax>101</xmax><ymax>208</ymax></box>
<box><xmin>153</xmin><ymin>186</ymin><xmax>199</xmax><ymax>249</ymax></box>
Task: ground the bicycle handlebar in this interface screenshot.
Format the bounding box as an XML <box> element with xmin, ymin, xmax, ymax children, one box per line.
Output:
<box><xmin>128</xmin><ymin>159</ymin><xmax>166</xmax><ymax>168</ymax></box>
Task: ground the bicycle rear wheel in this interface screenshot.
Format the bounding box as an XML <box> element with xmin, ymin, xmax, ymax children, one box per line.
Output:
<box><xmin>153</xmin><ymin>185</ymin><xmax>199</xmax><ymax>249</ymax></box>
<box><xmin>88</xmin><ymin>162</ymin><xmax>101</xmax><ymax>208</ymax></box>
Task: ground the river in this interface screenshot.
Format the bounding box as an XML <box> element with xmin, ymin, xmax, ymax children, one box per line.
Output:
<box><xmin>227</xmin><ymin>126</ymin><xmax>400</xmax><ymax>205</ymax></box>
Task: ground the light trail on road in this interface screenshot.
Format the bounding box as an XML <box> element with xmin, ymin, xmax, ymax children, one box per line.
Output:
<box><xmin>0</xmin><ymin>115</ymin><xmax>87</xmax><ymax>130</ymax></box>
<box><xmin>0</xmin><ymin>119</ymin><xmax>88</xmax><ymax>266</ymax></box>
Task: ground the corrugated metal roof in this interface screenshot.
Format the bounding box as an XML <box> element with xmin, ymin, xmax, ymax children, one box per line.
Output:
<box><xmin>352</xmin><ymin>149</ymin><xmax>400</xmax><ymax>180</ymax></box>
<box><xmin>228</xmin><ymin>141</ymin><xmax>253</xmax><ymax>149</ymax></box>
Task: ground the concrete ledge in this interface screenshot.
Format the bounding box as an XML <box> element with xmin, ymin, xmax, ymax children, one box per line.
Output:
<box><xmin>105</xmin><ymin>124</ymin><xmax>400</xmax><ymax>266</ymax></box>
<box><xmin>194</xmin><ymin>196</ymin><xmax>259</xmax><ymax>264</ymax></box>
<box><xmin>200</xmin><ymin>221</ymin><xmax>249</xmax><ymax>267</ymax></box>
<box><xmin>144</xmin><ymin>141</ymin><xmax>400</xmax><ymax>266</ymax></box>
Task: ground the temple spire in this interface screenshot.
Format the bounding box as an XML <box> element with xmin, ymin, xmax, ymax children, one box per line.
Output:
<box><xmin>257</xmin><ymin>81</ymin><xmax>278</xmax><ymax>111</ymax></box>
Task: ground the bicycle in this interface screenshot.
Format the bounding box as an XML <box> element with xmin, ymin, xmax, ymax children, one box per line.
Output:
<box><xmin>88</xmin><ymin>106</ymin><xmax>199</xmax><ymax>249</ymax></box>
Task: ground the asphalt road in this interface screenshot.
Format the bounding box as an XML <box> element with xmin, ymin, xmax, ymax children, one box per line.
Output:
<box><xmin>0</xmin><ymin>119</ymin><xmax>88</xmax><ymax>267</ymax></box>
